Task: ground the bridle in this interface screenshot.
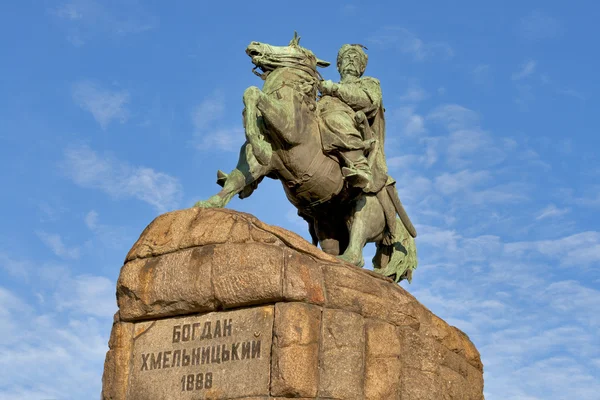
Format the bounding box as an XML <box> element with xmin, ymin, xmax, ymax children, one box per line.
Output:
<box><xmin>251</xmin><ymin>50</ymin><xmax>323</xmax><ymax>110</ymax></box>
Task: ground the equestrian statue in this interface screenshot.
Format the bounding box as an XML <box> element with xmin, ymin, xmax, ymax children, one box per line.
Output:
<box><xmin>194</xmin><ymin>33</ymin><xmax>418</xmax><ymax>282</ymax></box>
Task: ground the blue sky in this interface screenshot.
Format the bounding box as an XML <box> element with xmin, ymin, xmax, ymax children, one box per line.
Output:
<box><xmin>1</xmin><ymin>0</ymin><xmax>598</xmax><ymax>398</ymax></box>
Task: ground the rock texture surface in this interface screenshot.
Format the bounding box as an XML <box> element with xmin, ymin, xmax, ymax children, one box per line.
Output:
<box><xmin>103</xmin><ymin>208</ymin><xmax>484</xmax><ymax>399</ymax></box>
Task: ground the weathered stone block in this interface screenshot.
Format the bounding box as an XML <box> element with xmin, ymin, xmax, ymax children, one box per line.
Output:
<box><xmin>319</xmin><ymin>309</ymin><xmax>364</xmax><ymax>399</ymax></box>
<box><xmin>424</xmin><ymin>313</ymin><xmax>483</xmax><ymax>371</ymax></box>
<box><xmin>102</xmin><ymin>315</ymin><xmax>133</xmax><ymax>400</ymax></box>
<box><xmin>323</xmin><ymin>263</ymin><xmax>420</xmax><ymax>329</ymax></box>
<box><xmin>212</xmin><ymin>243</ymin><xmax>283</xmax><ymax>308</ymax></box>
<box><xmin>399</xmin><ymin>327</ymin><xmax>445</xmax><ymax>373</ymax></box>
<box><xmin>125</xmin><ymin>208</ymin><xmax>339</xmax><ymax>264</ymax></box>
<box><xmin>271</xmin><ymin>303</ymin><xmax>321</xmax><ymax>397</ymax></box>
<box><xmin>128</xmin><ymin>306</ymin><xmax>274</xmax><ymax>400</ymax></box>
<box><xmin>283</xmin><ymin>249</ymin><xmax>325</xmax><ymax>305</ymax></box>
<box><xmin>117</xmin><ymin>246</ymin><xmax>217</xmax><ymax>321</ymax></box>
<box><xmin>400</xmin><ymin>368</ymin><xmax>442</xmax><ymax>400</ymax></box>
<box><xmin>364</xmin><ymin>319</ymin><xmax>402</xmax><ymax>399</ymax></box>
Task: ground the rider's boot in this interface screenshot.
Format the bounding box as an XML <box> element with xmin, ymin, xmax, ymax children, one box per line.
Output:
<box><xmin>341</xmin><ymin>150</ymin><xmax>372</xmax><ymax>190</ymax></box>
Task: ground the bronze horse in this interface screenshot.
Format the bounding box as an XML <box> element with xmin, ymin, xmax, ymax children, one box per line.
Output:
<box><xmin>195</xmin><ymin>34</ymin><xmax>417</xmax><ymax>281</ymax></box>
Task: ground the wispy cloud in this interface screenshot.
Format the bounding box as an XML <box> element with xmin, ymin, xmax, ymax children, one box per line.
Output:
<box><xmin>36</xmin><ymin>231</ymin><xmax>80</xmax><ymax>260</ymax></box>
<box><xmin>472</xmin><ymin>64</ymin><xmax>493</xmax><ymax>87</ymax></box>
<box><xmin>54</xmin><ymin>2</ymin><xmax>83</xmax><ymax>20</ymax></box>
<box><xmin>341</xmin><ymin>4</ymin><xmax>358</xmax><ymax>15</ymax></box>
<box><xmin>427</xmin><ymin>104</ymin><xmax>480</xmax><ymax>131</ymax></box>
<box><xmin>399</xmin><ymin>81</ymin><xmax>428</xmax><ymax>103</ymax></box>
<box><xmin>55</xmin><ymin>274</ymin><xmax>116</xmax><ymax>318</ymax></box>
<box><xmin>83</xmin><ymin>210</ymin><xmax>133</xmax><ymax>250</ymax></box>
<box><xmin>505</xmin><ymin>231</ymin><xmax>600</xmax><ymax>267</ymax></box>
<box><xmin>62</xmin><ymin>145</ymin><xmax>182</xmax><ymax>212</ymax></box>
<box><xmin>368</xmin><ymin>27</ymin><xmax>453</xmax><ymax>61</ymax></box>
<box><xmin>191</xmin><ymin>91</ymin><xmax>225</xmax><ymax>131</ymax></box>
<box><xmin>519</xmin><ymin>10</ymin><xmax>562</xmax><ymax>41</ymax></box>
<box><xmin>84</xmin><ymin>210</ymin><xmax>99</xmax><ymax>230</ymax></box>
<box><xmin>435</xmin><ymin>170</ymin><xmax>491</xmax><ymax>195</ymax></box>
<box><xmin>512</xmin><ymin>60</ymin><xmax>537</xmax><ymax>80</ymax></box>
<box><xmin>72</xmin><ymin>80</ymin><xmax>129</xmax><ymax>129</ymax></box>
<box><xmin>51</xmin><ymin>0</ymin><xmax>157</xmax><ymax>46</ymax></box>
<box><xmin>514</xmin><ymin>84</ymin><xmax>534</xmax><ymax>111</ymax></box>
<box><xmin>427</xmin><ymin>104</ymin><xmax>505</xmax><ymax>167</ymax></box>
<box><xmin>0</xmin><ymin>283</ymin><xmax>112</xmax><ymax>398</ymax></box>
<box><xmin>192</xmin><ymin>92</ymin><xmax>241</xmax><ymax>152</ymax></box>
<box><xmin>392</xmin><ymin>106</ymin><xmax>426</xmax><ymax>136</ymax></box>
<box><xmin>0</xmin><ymin>253</ymin><xmax>30</xmax><ymax>280</ymax></box>
<box><xmin>536</xmin><ymin>204</ymin><xmax>570</xmax><ymax>220</ymax></box>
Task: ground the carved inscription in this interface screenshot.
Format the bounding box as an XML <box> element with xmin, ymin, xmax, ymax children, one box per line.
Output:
<box><xmin>128</xmin><ymin>306</ymin><xmax>274</xmax><ymax>399</ymax></box>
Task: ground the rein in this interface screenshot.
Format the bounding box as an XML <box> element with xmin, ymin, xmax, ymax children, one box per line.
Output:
<box><xmin>252</xmin><ymin>53</ymin><xmax>323</xmax><ymax>82</ymax></box>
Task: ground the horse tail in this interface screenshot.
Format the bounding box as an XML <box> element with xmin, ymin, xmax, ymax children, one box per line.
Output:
<box><xmin>373</xmin><ymin>217</ymin><xmax>418</xmax><ymax>283</ymax></box>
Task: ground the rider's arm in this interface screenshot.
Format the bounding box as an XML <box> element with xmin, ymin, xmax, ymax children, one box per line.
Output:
<box><xmin>335</xmin><ymin>77</ymin><xmax>382</xmax><ymax>116</ymax></box>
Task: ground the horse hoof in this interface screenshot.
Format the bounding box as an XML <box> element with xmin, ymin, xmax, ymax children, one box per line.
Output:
<box><xmin>193</xmin><ymin>196</ymin><xmax>225</xmax><ymax>209</ymax></box>
<box><xmin>337</xmin><ymin>253</ymin><xmax>365</xmax><ymax>268</ymax></box>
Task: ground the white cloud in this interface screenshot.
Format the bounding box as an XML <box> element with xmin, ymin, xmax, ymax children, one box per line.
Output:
<box><xmin>519</xmin><ymin>11</ymin><xmax>562</xmax><ymax>41</ymax></box>
<box><xmin>36</xmin><ymin>231</ymin><xmax>80</xmax><ymax>260</ymax></box>
<box><xmin>393</xmin><ymin>106</ymin><xmax>426</xmax><ymax>136</ymax></box>
<box><xmin>472</xmin><ymin>64</ymin><xmax>492</xmax><ymax>86</ymax></box>
<box><xmin>514</xmin><ymin>84</ymin><xmax>534</xmax><ymax>111</ymax></box>
<box><xmin>341</xmin><ymin>4</ymin><xmax>358</xmax><ymax>15</ymax></box>
<box><xmin>0</xmin><ymin>253</ymin><xmax>30</xmax><ymax>280</ymax></box>
<box><xmin>435</xmin><ymin>169</ymin><xmax>491</xmax><ymax>195</ymax></box>
<box><xmin>192</xmin><ymin>92</ymin><xmax>225</xmax><ymax>131</ymax></box>
<box><xmin>63</xmin><ymin>144</ymin><xmax>182</xmax><ymax>212</ymax></box>
<box><xmin>195</xmin><ymin>127</ymin><xmax>243</xmax><ymax>152</ymax></box>
<box><xmin>55</xmin><ymin>275</ymin><xmax>116</xmax><ymax>318</ymax></box>
<box><xmin>82</xmin><ymin>210</ymin><xmax>132</xmax><ymax>250</ymax></box>
<box><xmin>0</xmin><ymin>285</ymin><xmax>111</xmax><ymax>399</ymax></box>
<box><xmin>447</xmin><ymin>129</ymin><xmax>503</xmax><ymax>166</ymax></box>
<box><xmin>504</xmin><ymin>231</ymin><xmax>600</xmax><ymax>267</ymax></box>
<box><xmin>399</xmin><ymin>82</ymin><xmax>428</xmax><ymax>103</ymax></box>
<box><xmin>387</xmin><ymin>154</ymin><xmax>421</xmax><ymax>170</ymax></box>
<box><xmin>543</xmin><ymin>281</ymin><xmax>600</xmax><ymax>326</ymax></box>
<box><xmin>85</xmin><ymin>210</ymin><xmax>99</xmax><ymax>229</ymax></box>
<box><xmin>468</xmin><ymin>182</ymin><xmax>530</xmax><ymax>205</ymax></box>
<box><xmin>72</xmin><ymin>80</ymin><xmax>130</xmax><ymax>129</ymax></box>
<box><xmin>54</xmin><ymin>2</ymin><xmax>83</xmax><ymax>20</ymax></box>
<box><xmin>536</xmin><ymin>204</ymin><xmax>570</xmax><ymax>220</ymax></box>
<box><xmin>368</xmin><ymin>27</ymin><xmax>453</xmax><ymax>61</ymax></box>
<box><xmin>427</xmin><ymin>104</ymin><xmax>506</xmax><ymax>167</ymax></box>
<box><xmin>512</xmin><ymin>60</ymin><xmax>537</xmax><ymax>80</ymax></box>
<box><xmin>192</xmin><ymin>92</ymin><xmax>242</xmax><ymax>152</ymax></box>
<box><xmin>52</xmin><ymin>0</ymin><xmax>157</xmax><ymax>46</ymax></box>
<box><xmin>427</xmin><ymin>104</ymin><xmax>480</xmax><ymax>131</ymax></box>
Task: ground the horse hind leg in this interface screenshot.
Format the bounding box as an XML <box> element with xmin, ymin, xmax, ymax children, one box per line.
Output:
<box><xmin>338</xmin><ymin>195</ymin><xmax>386</xmax><ymax>268</ymax></box>
<box><xmin>313</xmin><ymin>216</ymin><xmax>347</xmax><ymax>257</ymax></box>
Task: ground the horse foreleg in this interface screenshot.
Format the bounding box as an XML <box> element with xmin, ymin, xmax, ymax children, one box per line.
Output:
<box><xmin>338</xmin><ymin>195</ymin><xmax>386</xmax><ymax>268</ymax></box>
<box><xmin>243</xmin><ymin>86</ymin><xmax>272</xmax><ymax>165</ymax></box>
<box><xmin>194</xmin><ymin>141</ymin><xmax>270</xmax><ymax>208</ymax></box>
<box><xmin>255</xmin><ymin>90</ymin><xmax>297</xmax><ymax>144</ymax></box>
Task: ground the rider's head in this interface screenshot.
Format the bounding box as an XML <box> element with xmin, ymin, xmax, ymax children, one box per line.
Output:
<box><xmin>337</xmin><ymin>44</ymin><xmax>368</xmax><ymax>78</ymax></box>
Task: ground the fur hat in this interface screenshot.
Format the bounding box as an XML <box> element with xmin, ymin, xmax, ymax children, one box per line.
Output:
<box><xmin>337</xmin><ymin>44</ymin><xmax>368</xmax><ymax>76</ymax></box>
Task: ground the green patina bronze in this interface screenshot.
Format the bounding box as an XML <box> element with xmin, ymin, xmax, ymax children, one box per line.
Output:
<box><xmin>195</xmin><ymin>33</ymin><xmax>418</xmax><ymax>282</ymax></box>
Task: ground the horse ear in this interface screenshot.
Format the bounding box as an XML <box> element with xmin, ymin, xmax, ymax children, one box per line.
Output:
<box><xmin>289</xmin><ymin>31</ymin><xmax>301</xmax><ymax>46</ymax></box>
<box><xmin>316</xmin><ymin>58</ymin><xmax>331</xmax><ymax>68</ymax></box>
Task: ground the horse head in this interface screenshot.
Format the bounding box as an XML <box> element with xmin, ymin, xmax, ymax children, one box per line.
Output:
<box><xmin>246</xmin><ymin>32</ymin><xmax>330</xmax><ymax>79</ymax></box>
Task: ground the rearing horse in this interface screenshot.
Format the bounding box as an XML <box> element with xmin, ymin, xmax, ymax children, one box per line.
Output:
<box><xmin>195</xmin><ymin>34</ymin><xmax>417</xmax><ymax>281</ymax></box>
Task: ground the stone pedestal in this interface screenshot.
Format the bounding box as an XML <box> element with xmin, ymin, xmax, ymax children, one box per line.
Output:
<box><xmin>102</xmin><ymin>208</ymin><xmax>484</xmax><ymax>400</ymax></box>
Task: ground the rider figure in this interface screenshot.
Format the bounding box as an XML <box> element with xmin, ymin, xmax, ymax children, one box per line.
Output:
<box><xmin>318</xmin><ymin>44</ymin><xmax>382</xmax><ymax>190</ymax></box>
